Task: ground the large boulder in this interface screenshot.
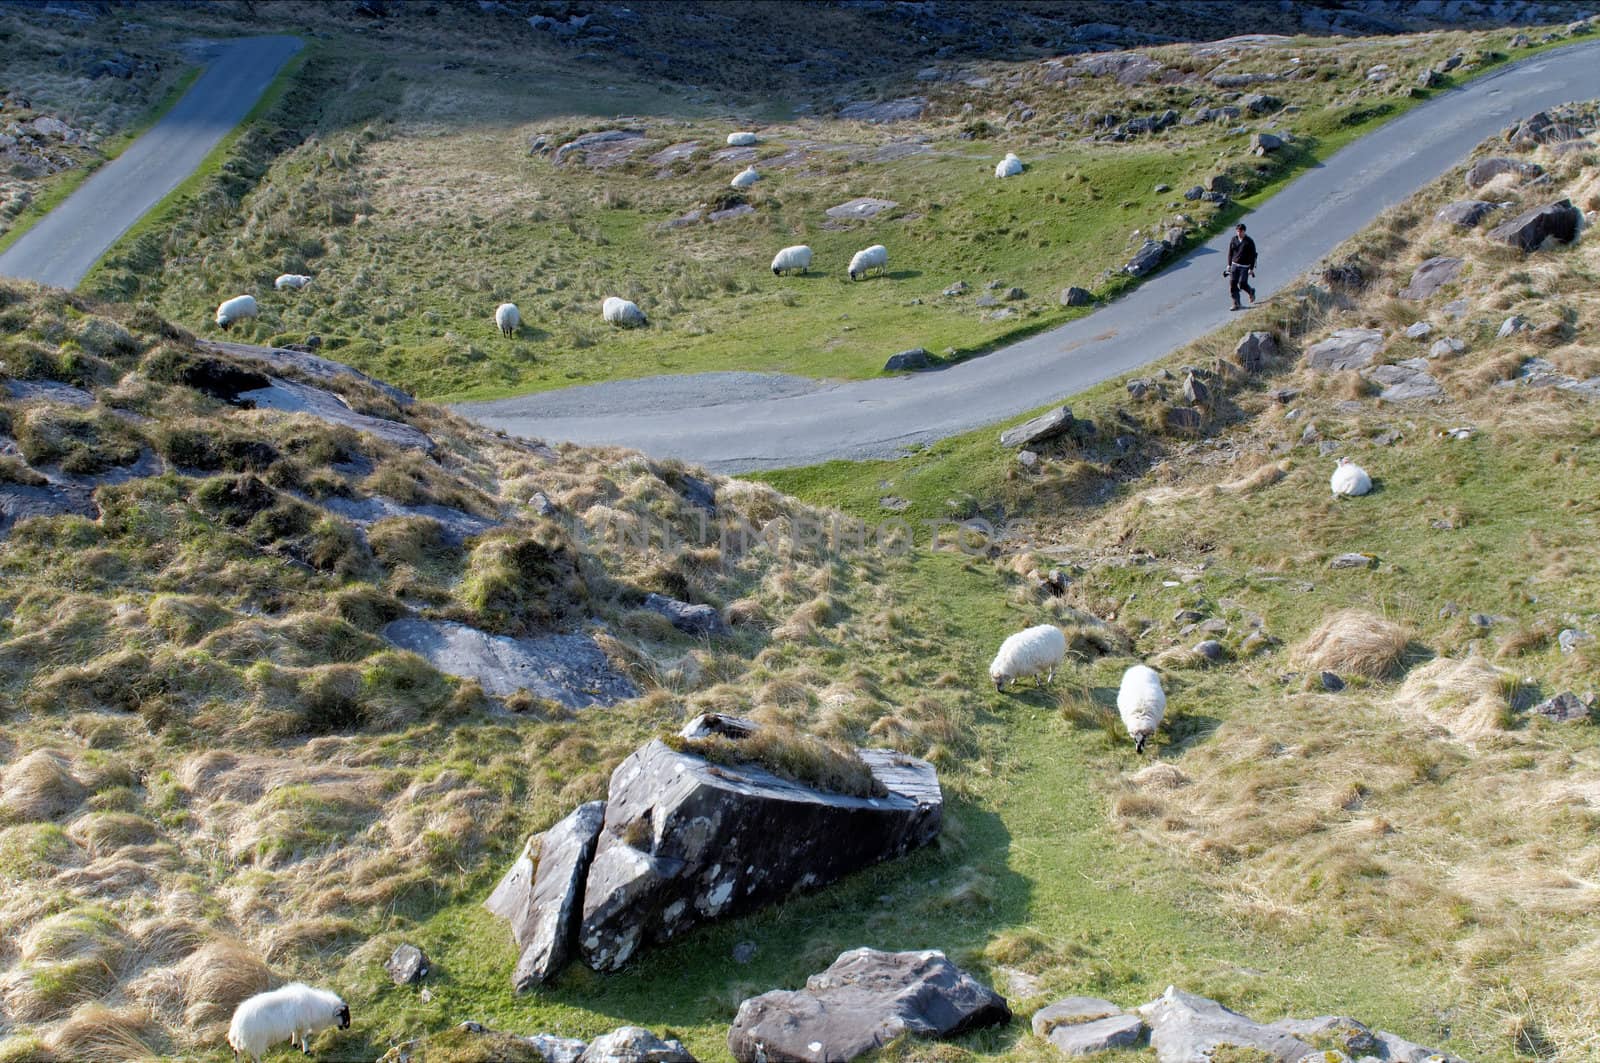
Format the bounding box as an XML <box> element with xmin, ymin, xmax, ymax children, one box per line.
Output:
<box><xmin>1507</xmin><ymin>110</ymin><xmax>1584</xmax><ymax>149</ymax></box>
<box><xmin>1305</xmin><ymin>328</ymin><xmax>1385</xmax><ymax>372</ymax></box>
<box><xmin>1234</xmin><ymin>331</ymin><xmax>1278</xmax><ymax>372</ymax></box>
<box><xmin>1049</xmin><ymin>1015</ymin><xmax>1146</xmax><ymax>1056</ymax></box>
<box><xmin>1139</xmin><ymin>987</ymin><xmax>1315</xmax><ymax>1062</ymax></box>
<box><xmin>553</xmin><ymin>129</ymin><xmax>648</xmax><ymax>168</ymax></box>
<box><xmin>1124</xmin><ymin>239</ymin><xmax>1164</xmax><ymax>277</ymax></box>
<box><xmin>1397</xmin><ymin>256</ymin><xmax>1463</xmax><ymax>300</ymax></box>
<box><xmin>1435</xmin><ymin>200</ymin><xmax>1498</xmax><ymax>228</ymax></box>
<box><xmin>1000</xmin><ymin>406</ymin><xmax>1077</xmax><ymax>449</ymax></box>
<box><xmin>486</xmin><ymin>801</ymin><xmax>606</xmax><ymax>990</ymax></box>
<box><xmin>727</xmin><ymin>948</ymin><xmax>1010</xmax><ymax>1063</ymax></box>
<box><xmin>578</xmin><ymin>719</ymin><xmax>941</xmax><ymax>971</ymax></box>
<box><xmin>1060</xmin><ymin>286</ymin><xmax>1093</xmax><ymax>307</ymax></box>
<box><xmin>1486</xmin><ymin>199</ymin><xmax>1582</xmax><ymax>251</ymax></box>
<box><xmin>883</xmin><ymin>347</ymin><xmax>932</xmax><ymax>373</ymax></box>
<box><xmin>1464</xmin><ymin>156</ymin><xmax>1541</xmax><ymax>190</ymax></box>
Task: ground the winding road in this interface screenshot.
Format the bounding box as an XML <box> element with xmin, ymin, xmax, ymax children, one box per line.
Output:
<box><xmin>0</xmin><ymin>35</ymin><xmax>302</xmax><ymax>290</ymax></box>
<box><xmin>459</xmin><ymin>41</ymin><xmax>1600</xmax><ymax>473</ymax></box>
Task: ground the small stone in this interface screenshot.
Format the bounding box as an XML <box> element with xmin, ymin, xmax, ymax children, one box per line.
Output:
<box><xmin>385</xmin><ymin>943</ymin><xmax>429</xmax><ymax>985</ymax></box>
<box><xmin>1061</xmin><ymin>286</ymin><xmax>1093</xmax><ymax>307</ymax></box>
<box><xmin>1127</xmin><ymin>378</ymin><xmax>1152</xmax><ymax>400</ymax></box>
<box><xmin>1154</xmin><ymin>183</ymin><xmax>1171</xmax><ymax>193</ymax></box>
<box><xmin>1439</xmin><ymin>602</ymin><xmax>1461</xmax><ymax>618</ymax></box>
<box><xmin>943</xmin><ymin>281</ymin><xmax>968</xmax><ymax>296</ymax></box>
<box><xmin>1530</xmin><ymin>692</ymin><xmax>1590</xmax><ymax>723</ymax></box>
<box><xmin>1469</xmin><ymin>612</ymin><xmax>1495</xmax><ymax>628</ymax></box>
<box><xmin>1181</xmin><ymin>372</ymin><xmax>1209</xmax><ymax>406</ymax></box>
<box><xmin>1004</xmin><ymin>287</ymin><xmax>1025</xmax><ymax>301</ymax></box>
<box><xmin>1234</xmin><ymin>331</ymin><xmax>1277</xmax><ymax>372</ymax></box>
<box><xmin>884</xmin><ymin>348</ymin><xmax>932</xmax><ymax>373</ymax></box>
<box><xmin>1017</xmin><ymin>450</ymin><xmax>1039</xmax><ymax>468</ymax></box>
<box><xmin>1430</xmin><ymin>337</ymin><xmax>1465</xmax><ymax>358</ymax></box>
<box><xmin>1558</xmin><ymin>628</ymin><xmax>1594</xmax><ymax>654</ymax></box>
<box><xmin>1300</xmin><ymin>423</ymin><xmax>1320</xmax><ymax>446</ymax></box>
<box><xmin>880</xmin><ymin>496</ymin><xmax>911</xmax><ymax>512</ymax></box>
<box><xmin>529</xmin><ymin>491</ymin><xmax>557</xmax><ymax>516</ymax></box>
<box><xmin>1405</xmin><ymin>321</ymin><xmax>1433</xmax><ymax>339</ymax></box>
<box><xmin>1184</xmin><ymin>185</ymin><xmax>1204</xmax><ymax>200</ymax></box>
<box><xmin>1320</xmin><ymin>671</ymin><xmax>1345</xmax><ymax>692</ymax></box>
<box><xmin>732</xmin><ymin>941</ymin><xmax>758</xmax><ymax>964</ymax></box>
<box><xmin>975</xmin><ymin>293</ymin><xmax>999</xmax><ymax>307</ymax></box>
<box><xmin>1173</xmin><ymin>609</ymin><xmax>1205</xmax><ymax>623</ymax></box>
<box><xmin>1499</xmin><ymin>315</ymin><xmax>1527</xmax><ymax>339</ymax></box>
<box><xmin>1195</xmin><ymin>639</ymin><xmax>1227</xmax><ymax>662</ymax></box>
<box><xmin>1329</xmin><ymin>552</ymin><xmax>1376</xmax><ymax>569</ymax></box>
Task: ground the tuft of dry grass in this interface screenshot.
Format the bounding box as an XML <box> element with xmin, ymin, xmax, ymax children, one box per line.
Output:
<box><xmin>1392</xmin><ymin>656</ymin><xmax>1511</xmax><ymax>739</ymax></box>
<box><xmin>176</xmin><ymin>939</ymin><xmax>275</xmax><ymax>1032</ymax></box>
<box><xmin>1294</xmin><ymin>609</ymin><xmax>1412</xmax><ymax>679</ymax></box>
<box><xmin>45</xmin><ymin>1003</ymin><xmax>163</xmax><ymax>1063</ymax></box>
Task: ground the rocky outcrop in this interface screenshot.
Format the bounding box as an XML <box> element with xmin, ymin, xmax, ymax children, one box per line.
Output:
<box><xmin>1141</xmin><ymin>987</ymin><xmax>1314</xmax><ymax>1062</ymax></box>
<box><xmin>1365</xmin><ymin>359</ymin><xmax>1444</xmax><ymax>401</ymax></box>
<box><xmin>1464</xmin><ymin>156</ymin><xmax>1540</xmax><ymax>190</ymax></box>
<box><xmin>1397</xmin><ymin>256</ymin><xmax>1463</xmax><ymax>299</ymax></box>
<box><xmin>838</xmin><ymin>97</ymin><xmax>926</xmax><ymax>123</ymax></box>
<box><xmin>728</xmin><ymin>948</ymin><xmax>1009</xmax><ymax>1063</ymax></box>
<box><xmin>553</xmin><ymin>129</ymin><xmax>649</xmax><ymax>168</ymax></box>
<box><xmin>381</xmin><ymin>619</ymin><xmax>639</xmax><ymax>706</ymax></box>
<box><xmin>0</xmin><ymin>480</ymin><xmax>97</xmax><ymax>539</ymax></box>
<box><xmin>642</xmin><ymin>593</ymin><xmax>729</xmax><ymax>637</ymax></box>
<box><xmin>1305</xmin><ymin>328</ymin><xmax>1384</xmax><ymax>371</ymax></box>
<box><xmin>1486</xmin><ymin>199</ymin><xmax>1581</xmax><ymax>251</ymax></box>
<box><xmin>237</xmin><ymin>377</ymin><xmax>435</xmax><ymax>452</ymax></box>
<box><xmin>825</xmin><ymin>197</ymin><xmax>898</xmax><ymax>221</ymax></box>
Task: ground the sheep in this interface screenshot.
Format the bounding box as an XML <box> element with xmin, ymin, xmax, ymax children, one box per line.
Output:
<box><xmin>1117</xmin><ymin>664</ymin><xmax>1166</xmax><ymax>753</ymax></box>
<box><xmin>227</xmin><ymin>983</ymin><xmax>350</xmax><ymax>1063</ymax></box>
<box><xmin>770</xmin><ymin>245</ymin><xmax>813</xmax><ymax>276</ymax></box>
<box><xmin>731</xmin><ymin>165</ymin><xmax>761</xmax><ymax>189</ymax></box>
<box><xmin>1330</xmin><ymin>457</ymin><xmax>1372</xmax><ymax>498</ymax></box>
<box><xmin>847</xmin><ymin>244</ymin><xmax>888</xmax><ymax>281</ymax></box>
<box><xmin>995</xmin><ymin>152</ymin><xmax>1023</xmax><ymax>178</ymax></box>
<box><xmin>495</xmin><ymin>302</ymin><xmax>520</xmax><ymax>336</ymax></box>
<box><xmin>727</xmin><ymin>131</ymin><xmax>759</xmax><ymax>147</ymax></box>
<box><xmin>215</xmin><ymin>295</ymin><xmax>258</xmax><ymax>330</ymax></box>
<box><xmin>602</xmin><ymin>296</ymin><xmax>647</xmax><ymax>327</ymax></box>
<box><xmin>989</xmin><ymin>624</ymin><xmax>1067</xmax><ymax>691</ymax></box>
<box><xmin>274</xmin><ymin>274</ymin><xmax>312</xmax><ymax>291</ymax></box>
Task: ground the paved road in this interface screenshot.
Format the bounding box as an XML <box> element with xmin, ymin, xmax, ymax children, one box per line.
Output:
<box><xmin>460</xmin><ymin>41</ymin><xmax>1600</xmax><ymax>473</ymax></box>
<box><xmin>0</xmin><ymin>35</ymin><xmax>302</xmax><ymax>290</ymax></box>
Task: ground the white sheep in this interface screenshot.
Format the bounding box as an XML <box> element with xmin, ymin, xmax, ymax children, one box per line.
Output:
<box><xmin>227</xmin><ymin>983</ymin><xmax>350</xmax><ymax>1063</ymax></box>
<box><xmin>989</xmin><ymin>624</ymin><xmax>1067</xmax><ymax>691</ymax></box>
<box><xmin>495</xmin><ymin>302</ymin><xmax>520</xmax><ymax>336</ymax></box>
<box><xmin>727</xmin><ymin>131</ymin><xmax>759</xmax><ymax>147</ymax></box>
<box><xmin>1330</xmin><ymin>457</ymin><xmax>1372</xmax><ymax>498</ymax></box>
<box><xmin>602</xmin><ymin>296</ymin><xmax>647</xmax><ymax>327</ymax></box>
<box><xmin>274</xmin><ymin>274</ymin><xmax>312</xmax><ymax>291</ymax></box>
<box><xmin>1117</xmin><ymin>664</ymin><xmax>1166</xmax><ymax>754</ymax></box>
<box><xmin>995</xmin><ymin>152</ymin><xmax>1023</xmax><ymax>178</ymax></box>
<box><xmin>215</xmin><ymin>295</ymin><xmax>259</xmax><ymax>330</ymax></box>
<box><xmin>847</xmin><ymin>244</ymin><xmax>888</xmax><ymax>281</ymax></box>
<box><xmin>770</xmin><ymin>245</ymin><xmax>813</xmax><ymax>276</ymax></box>
<box><xmin>731</xmin><ymin>165</ymin><xmax>761</xmax><ymax>189</ymax></box>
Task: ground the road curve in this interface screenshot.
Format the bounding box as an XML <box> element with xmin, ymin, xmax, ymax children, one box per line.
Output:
<box><xmin>0</xmin><ymin>35</ymin><xmax>303</xmax><ymax>290</ymax></box>
<box><xmin>459</xmin><ymin>41</ymin><xmax>1600</xmax><ymax>474</ymax></box>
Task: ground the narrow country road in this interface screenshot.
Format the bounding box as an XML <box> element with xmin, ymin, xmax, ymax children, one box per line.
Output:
<box><xmin>0</xmin><ymin>35</ymin><xmax>302</xmax><ymax>290</ymax></box>
<box><xmin>459</xmin><ymin>41</ymin><xmax>1600</xmax><ymax>474</ymax></box>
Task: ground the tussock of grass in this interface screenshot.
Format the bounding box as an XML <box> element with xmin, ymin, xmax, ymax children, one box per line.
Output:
<box><xmin>1295</xmin><ymin>610</ymin><xmax>1412</xmax><ymax>680</ymax></box>
<box><xmin>668</xmin><ymin>722</ymin><xmax>886</xmax><ymax>799</ymax></box>
<box><xmin>1392</xmin><ymin>657</ymin><xmax>1512</xmax><ymax>739</ymax></box>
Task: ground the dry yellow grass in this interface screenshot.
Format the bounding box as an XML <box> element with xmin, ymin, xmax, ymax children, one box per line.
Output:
<box><xmin>1295</xmin><ymin>609</ymin><xmax>1412</xmax><ymax>679</ymax></box>
<box><xmin>1392</xmin><ymin>657</ymin><xmax>1511</xmax><ymax>738</ymax></box>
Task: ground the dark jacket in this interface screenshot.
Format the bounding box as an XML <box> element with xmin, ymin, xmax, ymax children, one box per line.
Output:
<box><xmin>1228</xmin><ymin>234</ymin><xmax>1257</xmax><ymax>268</ymax></box>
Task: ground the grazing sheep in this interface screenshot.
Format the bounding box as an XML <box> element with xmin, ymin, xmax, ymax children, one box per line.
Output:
<box><xmin>495</xmin><ymin>302</ymin><xmax>520</xmax><ymax>337</ymax></box>
<box><xmin>602</xmin><ymin>297</ymin><xmax>647</xmax><ymax>327</ymax></box>
<box><xmin>995</xmin><ymin>152</ymin><xmax>1023</xmax><ymax>178</ymax></box>
<box><xmin>1330</xmin><ymin>457</ymin><xmax>1372</xmax><ymax>497</ymax></box>
<box><xmin>1117</xmin><ymin>664</ymin><xmax>1166</xmax><ymax>753</ymax></box>
<box><xmin>770</xmin><ymin>245</ymin><xmax>813</xmax><ymax>276</ymax></box>
<box><xmin>274</xmin><ymin>274</ymin><xmax>312</xmax><ymax>291</ymax></box>
<box><xmin>727</xmin><ymin>131</ymin><xmax>759</xmax><ymax>147</ymax></box>
<box><xmin>847</xmin><ymin>244</ymin><xmax>888</xmax><ymax>281</ymax></box>
<box><xmin>731</xmin><ymin>165</ymin><xmax>761</xmax><ymax>189</ymax></box>
<box><xmin>989</xmin><ymin>624</ymin><xmax>1067</xmax><ymax>691</ymax></box>
<box><xmin>227</xmin><ymin>983</ymin><xmax>350</xmax><ymax>1063</ymax></box>
<box><xmin>215</xmin><ymin>295</ymin><xmax>258</xmax><ymax>330</ymax></box>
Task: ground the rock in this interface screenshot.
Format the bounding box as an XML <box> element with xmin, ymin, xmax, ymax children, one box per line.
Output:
<box><xmin>825</xmin><ymin>197</ymin><xmax>898</xmax><ymax>221</ymax></box>
<box><xmin>486</xmin><ymin>801</ymin><xmax>606</xmax><ymax>989</ymax></box>
<box><xmin>975</xmin><ymin>294</ymin><xmax>999</xmax><ymax>308</ymax></box>
<box><xmin>530</xmin><ymin>1034</ymin><xmax>590</xmax><ymax>1063</ymax></box>
<box><xmin>1181</xmin><ymin>373</ymin><xmax>1209</xmax><ymax>406</ymax></box>
<box><xmin>1127</xmin><ymin>378</ymin><xmax>1153</xmax><ymax>401</ymax></box>
<box><xmin>553</xmin><ymin>129</ymin><xmax>648</xmax><ymax>168</ymax></box>
<box><xmin>1329</xmin><ymin>553</ymin><xmax>1376</xmax><ymax>569</ymax></box>
<box><xmin>727</xmin><ymin>948</ymin><xmax>1010</xmax><ymax>1063</ymax></box>
<box><xmin>1430</xmin><ymin>337</ymin><xmax>1465</xmax><ymax>358</ymax></box>
<box><xmin>1004</xmin><ymin>287</ymin><xmax>1025</xmax><ymax>301</ymax></box>
<box><xmin>236</xmin><ymin>377</ymin><xmax>434</xmax><ymax>452</ymax></box>
<box><xmin>675</xmin><ymin>473</ymin><xmax>716</xmax><ymax>513</ymax></box>
<box><xmin>1154</xmin><ymin>183</ymin><xmax>1170</xmax><ymax>193</ymax></box>
<box><xmin>1305</xmin><ymin>329</ymin><xmax>1385</xmax><ymax>371</ymax></box>
<box><xmin>1270</xmin><ymin>1017</ymin><xmax>1379</xmax><ymax>1057</ymax></box>
<box><xmin>1139</xmin><ymin>987</ymin><xmax>1314</xmax><ymax>1063</ymax></box>
<box><xmin>318</xmin><ymin>495</ymin><xmax>499</xmax><ymax>546</ymax></box>
<box><xmin>0</xmin><ymin>481</ymin><xmax>97</xmax><ymax>539</ymax></box>
<box><xmin>1165</xmin><ymin>407</ymin><xmax>1201</xmax><ymax>431</ymax></box>
<box><xmin>1050</xmin><ymin>1015</ymin><xmax>1146</xmax><ymax>1056</ymax></box>
<box><xmin>879</xmin><ymin>496</ymin><xmax>910</xmax><ymax>512</ymax></box>
<box><xmin>382</xmin><ymin>619</ymin><xmax>639</xmax><ymax>706</ymax></box>
<box><xmin>385</xmin><ymin>944</ymin><xmax>429</xmax><ymax>985</ymax></box>
<box><xmin>1252</xmin><ymin>132</ymin><xmax>1284</xmax><ymax>154</ymax></box>
<box><xmin>1243</xmin><ymin>93</ymin><xmax>1283</xmax><ymax>115</ymax></box>
<box><xmin>1234</xmin><ymin>332</ymin><xmax>1278</xmax><ymax>372</ymax></box>
<box><xmin>1530</xmin><ymin>692</ymin><xmax>1590</xmax><ymax>723</ymax></box>
<box><xmin>1000</xmin><ymin>406</ymin><xmax>1076</xmax><ymax>449</ymax></box>
<box><xmin>1397</xmin><ymin>256</ymin><xmax>1463</xmax><ymax>300</ymax></box>
<box><xmin>1509</xmin><ymin>111</ymin><xmax>1587</xmax><ymax>148</ymax></box>
<box><xmin>1032</xmin><ymin>997</ymin><xmax>1124</xmax><ymax>1037</ymax></box>
<box><xmin>1061</xmin><ymin>286</ymin><xmax>1093</xmax><ymax>307</ymax></box>
<box><xmin>1436</xmin><ymin>200</ymin><xmax>1498</xmax><ymax>228</ymax></box>
<box><xmin>1365</xmin><ymin>359</ymin><xmax>1443</xmax><ymax>402</ymax></box>
<box><xmin>708</xmin><ymin>203</ymin><xmax>755</xmax><ymax>223</ymax></box>
<box><xmin>1558</xmin><ymin>628</ymin><xmax>1594</xmax><ymax>654</ymax></box>
<box><xmin>1486</xmin><ymin>199</ymin><xmax>1582</xmax><ymax>251</ymax></box>
<box><xmin>733</xmin><ymin>941</ymin><xmax>758</xmax><ymax>964</ymax></box>
<box><xmin>883</xmin><ymin>348</ymin><xmax>932</xmax><ymax>372</ymax></box>
<box><xmin>1418</xmin><ymin>68</ymin><xmax>1444</xmax><ymax>88</ymax></box>
<box><xmin>1404</xmin><ymin>322</ymin><xmax>1433</xmax><ymax>339</ymax></box>
<box><xmin>1195</xmin><ymin>640</ymin><xmax>1227</xmax><ymax>662</ymax></box>
<box><xmin>3</xmin><ymin>379</ymin><xmax>95</xmax><ymax>408</ymax></box>
<box><xmin>1207</xmin><ymin>174</ymin><xmax>1235</xmax><ymax>195</ymax></box>
<box><xmin>1183</xmin><ymin>185</ymin><xmax>1204</xmax><ymax>201</ymax></box>
<box><xmin>943</xmin><ymin>281</ymin><xmax>968</xmax><ymax>297</ymax></box>
<box><xmin>579</xmin><ymin>728</ymin><xmax>941</xmax><ymax>972</ymax></box>
<box><xmin>1162</xmin><ymin>226</ymin><xmax>1187</xmax><ymax>249</ymax></box>
<box><xmin>1320</xmin><ymin>671</ymin><xmax>1346</xmax><ymax>692</ymax></box>
<box><xmin>642</xmin><ymin>593</ymin><xmax>729</xmax><ymax>638</ymax></box>
<box><xmin>1498</xmin><ymin>315</ymin><xmax>1527</xmax><ymax>339</ymax></box>
<box><xmin>647</xmin><ymin>141</ymin><xmax>700</xmax><ymax>167</ymax></box>
<box><xmin>838</xmin><ymin>97</ymin><xmax>927</xmax><ymax>123</ymax></box>
<box><xmin>1438</xmin><ymin>52</ymin><xmax>1464</xmax><ymax>73</ymax></box>
<box><xmin>580</xmin><ymin>1027</ymin><xmax>696</xmax><ymax>1062</ymax></box>
<box><xmin>1017</xmin><ymin>450</ymin><xmax>1038</xmax><ymax>468</ymax></box>
<box><xmin>1464</xmin><ymin>156</ymin><xmax>1541</xmax><ymax>190</ymax></box>
<box><xmin>1124</xmin><ymin>239</ymin><xmax>1164</xmax><ymax>277</ymax></box>
<box><xmin>983</xmin><ymin>307</ymin><xmax>1016</xmax><ymax>322</ymax></box>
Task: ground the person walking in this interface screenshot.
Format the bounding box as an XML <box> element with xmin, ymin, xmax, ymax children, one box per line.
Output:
<box><xmin>1225</xmin><ymin>222</ymin><xmax>1257</xmax><ymax>310</ymax></box>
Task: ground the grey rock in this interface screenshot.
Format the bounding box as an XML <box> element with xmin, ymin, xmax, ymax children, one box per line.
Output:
<box><xmin>4</xmin><ymin>379</ymin><xmax>95</xmax><ymax>407</ymax></box>
<box><xmin>943</xmin><ymin>281</ymin><xmax>968</xmax><ymax>297</ymax></box>
<box><xmin>1321</xmin><ymin>671</ymin><xmax>1346</xmax><ymax>692</ymax></box>
<box><xmin>879</xmin><ymin>496</ymin><xmax>910</xmax><ymax>512</ymax></box>
<box><xmin>884</xmin><ymin>348</ymin><xmax>932</xmax><ymax>373</ymax></box>
<box><xmin>579</xmin><ymin>730</ymin><xmax>941</xmax><ymax>972</ymax></box>
<box><xmin>1436</xmin><ymin>200</ymin><xmax>1498</xmax><ymax>228</ymax></box>
<box><xmin>1127</xmin><ymin>378</ymin><xmax>1153</xmax><ymax>401</ymax></box>
<box><xmin>1234</xmin><ymin>331</ymin><xmax>1278</xmax><ymax>372</ymax></box>
<box><xmin>1405</xmin><ymin>322</ymin><xmax>1433</xmax><ymax>339</ymax></box>
<box><xmin>1498</xmin><ymin>315</ymin><xmax>1527</xmax><ymax>338</ymax></box>
<box><xmin>1306</xmin><ymin>329</ymin><xmax>1385</xmax><ymax>372</ymax></box>
<box><xmin>580</xmin><ymin>1026</ymin><xmax>697</xmax><ymax>1062</ymax></box>
<box><xmin>975</xmin><ymin>294</ymin><xmax>999</xmax><ymax>308</ymax></box>
<box><xmin>385</xmin><ymin>943</ymin><xmax>429</xmax><ymax>985</ymax></box>
<box><xmin>1530</xmin><ymin>692</ymin><xmax>1590</xmax><ymax>723</ymax></box>
<box><xmin>825</xmin><ymin>197</ymin><xmax>898</xmax><ymax>221</ymax></box>
<box><xmin>1329</xmin><ymin>553</ymin><xmax>1376</xmax><ymax>569</ymax></box>
<box><xmin>728</xmin><ymin>948</ymin><xmax>1009</xmax><ymax>1063</ymax></box>
<box><xmin>1486</xmin><ymin>199</ymin><xmax>1582</xmax><ymax>251</ymax></box>
<box><xmin>1464</xmin><ymin>156</ymin><xmax>1541</xmax><ymax>190</ymax></box>
<box><xmin>1443</xmin><ymin>297</ymin><xmax>1471</xmax><ymax>319</ymax></box>
<box><xmin>1182</xmin><ymin>372</ymin><xmax>1209</xmax><ymax>406</ymax></box>
<box><xmin>1165</xmin><ymin>407</ymin><xmax>1201</xmax><ymax>431</ymax></box>
<box><xmin>1430</xmin><ymin>337</ymin><xmax>1465</xmax><ymax>358</ymax></box>
<box><xmin>1154</xmin><ymin>183</ymin><xmax>1170</xmax><ymax>193</ymax></box>
<box><xmin>528</xmin><ymin>1033</ymin><xmax>589</xmax><ymax>1063</ymax></box>
<box><xmin>1050</xmin><ymin>1014</ymin><xmax>1146</xmax><ymax>1056</ymax></box>
<box><xmin>1371</xmin><ymin>1027</ymin><xmax>1469</xmax><ymax>1063</ymax></box>
<box><xmin>838</xmin><ymin>97</ymin><xmax>927</xmax><ymax>123</ymax></box>
<box><xmin>1243</xmin><ymin>93</ymin><xmax>1283</xmax><ymax>115</ymax></box>
<box><xmin>1032</xmin><ymin>997</ymin><xmax>1123</xmax><ymax>1037</ymax></box>
<box><xmin>1001</xmin><ymin>407</ymin><xmax>1076</xmax><ymax>449</ymax></box>
<box><xmin>0</xmin><ymin>481</ymin><xmax>97</xmax><ymax>539</ymax></box>
<box><xmin>1469</xmin><ymin>612</ymin><xmax>1495</xmax><ymax>628</ymax></box>
<box><xmin>381</xmin><ymin>619</ymin><xmax>639</xmax><ymax>706</ymax></box>
<box><xmin>983</xmin><ymin>307</ymin><xmax>1016</xmax><ymax>322</ymax></box>
<box><xmin>708</xmin><ymin>203</ymin><xmax>755</xmax><ymax>223</ymax></box>
<box><xmin>1162</xmin><ymin>226</ymin><xmax>1187</xmax><ymax>249</ymax></box>
<box><xmin>237</xmin><ymin>377</ymin><xmax>434</xmax><ymax>452</ymax></box>
<box><xmin>553</xmin><ymin>129</ymin><xmax>648</xmax><ymax>168</ymax></box>
<box><xmin>1184</xmin><ymin>185</ymin><xmax>1205</xmax><ymax>201</ymax></box>
<box><xmin>733</xmin><ymin>941</ymin><xmax>758</xmax><ymax>964</ymax></box>
<box><xmin>1418</xmin><ymin>68</ymin><xmax>1445</xmax><ymax>88</ymax></box>
<box><xmin>1364</xmin><ymin>359</ymin><xmax>1443</xmax><ymax>402</ymax></box>
<box><xmin>1139</xmin><ymin>987</ymin><xmax>1314</xmax><ymax>1063</ymax></box>
<box><xmin>1207</xmin><ymin>174</ymin><xmax>1235</xmax><ymax>195</ymax></box>
<box><xmin>647</xmin><ymin>141</ymin><xmax>700</xmax><ymax>167</ymax></box>
<box><xmin>319</xmin><ymin>495</ymin><xmax>499</xmax><ymax>546</ymax></box>
<box><xmin>1195</xmin><ymin>640</ymin><xmax>1227</xmax><ymax>662</ymax></box>
<box><xmin>1017</xmin><ymin>450</ymin><xmax>1038</xmax><ymax>468</ymax></box>
<box><xmin>1124</xmin><ymin>239</ymin><xmax>1165</xmax><ymax>277</ymax></box>
<box><xmin>487</xmin><ymin>800</ymin><xmax>606</xmax><ymax>989</ymax></box>
<box><xmin>1559</xmin><ymin>628</ymin><xmax>1594</xmax><ymax>654</ymax></box>
<box><xmin>1438</xmin><ymin>52</ymin><xmax>1464</xmax><ymax>73</ymax></box>
<box><xmin>642</xmin><ymin>593</ymin><xmax>730</xmax><ymax>638</ymax></box>
<box><xmin>675</xmin><ymin>473</ymin><xmax>716</xmax><ymax>513</ymax></box>
<box><xmin>1398</xmin><ymin>257</ymin><xmax>1463</xmax><ymax>300</ymax></box>
<box><xmin>1252</xmin><ymin>132</ymin><xmax>1284</xmax><ymax>154</ymax></box>
<box><xmin>1061</xmin><ymin>286</ymin><xmax>1093</xmax><ymax>307</ymax></box>
<box><xmin>1004</xmin><ymin>287</ymin><xmax>1026</xmax><ymax>301</ymax></box>
<box><xmin>1270</xmin><ymin>1017</ymin><xmax>1379</xmax><ymax>1057</ymax></box>
<box><xmin>199</xmin><ymin>339</ymin><xmax>415</xmax><ymax>407</ymax></box>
